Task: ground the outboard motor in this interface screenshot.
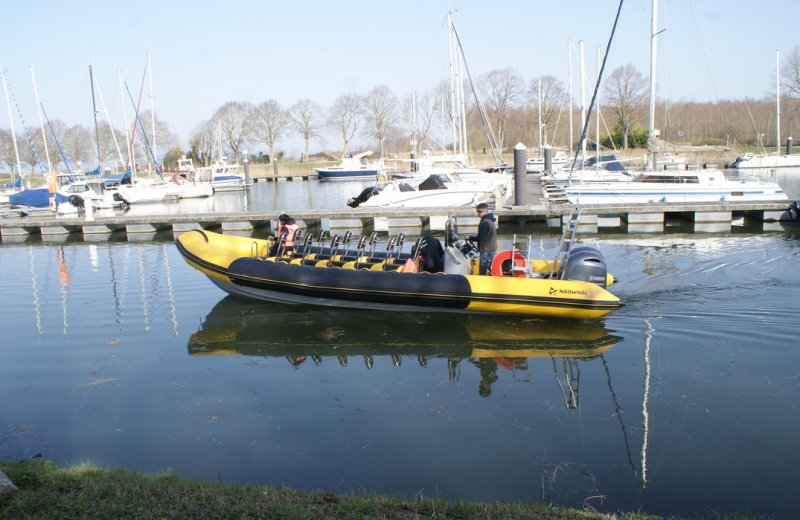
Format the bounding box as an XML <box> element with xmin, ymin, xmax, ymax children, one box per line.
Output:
<box><xmin>112</xmin><ymin>192</ymin><xmax>131</xmax><ymax>207</ymax></box>
<box><xmin>347</xmin><ymin>186</ymin><xmax>379</xmax><ymax>208</ymax></box>
<box><xmin>560</xmin><ymin>246</ymin><xmax>609</xmax><ymax>287</ymax></box>
<box><xmin>68</xmin><ymin>194</ymin><xmax>85</xmax><ymax>209</ymax></box>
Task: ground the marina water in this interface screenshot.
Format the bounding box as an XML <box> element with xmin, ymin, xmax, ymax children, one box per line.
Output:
<box><xmin>1</xmin><ymin>170</ymin><xmax>800</xmax><ymax>518</ymax></box>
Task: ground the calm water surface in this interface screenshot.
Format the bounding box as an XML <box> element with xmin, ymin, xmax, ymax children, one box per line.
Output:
<box><xmin>1</xmin><ymin>173</ymin><xmax>800</xmax><ymax>518</ymax></box>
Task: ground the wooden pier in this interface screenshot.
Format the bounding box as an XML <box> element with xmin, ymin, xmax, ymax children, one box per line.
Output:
<box><xmin>0</xmin><ymin>201</ymin><xmax>792</xmax><ymax>243</ymax></box>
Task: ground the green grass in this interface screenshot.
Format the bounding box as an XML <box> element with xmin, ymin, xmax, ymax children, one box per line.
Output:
<box><xmin>0</xmin><ymin>459</ymin><xmax>671</xmax><ymax>520</ymax></box>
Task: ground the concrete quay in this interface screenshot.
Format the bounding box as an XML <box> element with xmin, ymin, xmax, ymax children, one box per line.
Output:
<box><xmin>0</xmin><ymin>201</ymin><xmax>793</xmax><ymax>243</ymax></box>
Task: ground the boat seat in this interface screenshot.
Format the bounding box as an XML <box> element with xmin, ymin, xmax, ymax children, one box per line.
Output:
<box><xmin>328</xmin><ymin>257</ymin><xmax>360</xmax><ymax>268</ymax></box>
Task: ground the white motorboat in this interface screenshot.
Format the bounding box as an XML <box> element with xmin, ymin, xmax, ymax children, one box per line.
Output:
<box><xmin>54</xmin><ymin>174</ymin><xmax>125</xmax><ymax>209</ymax></box>
<box><xmin>315</xmin><ymin>151</ymin><xmax>385</xmax><ymax>180</ymax></box>
<box><xmin>563</xmin><ymin>168</ymin><xmax>788</xmax><ymax>205</ymax></box>
<box><xmin>190</xmin><ymin>158</ymin><xmax>250</xmax><ymax>192</ymax></box>
<box><xmin>731</xmin><ymin>152</ymin><xmax>800</xmax><ymax>169</ymax></box>
<box><xmin>347</xmin><ymin>172</ymin><xmax>507</xmax><ymax>209</ymax></box>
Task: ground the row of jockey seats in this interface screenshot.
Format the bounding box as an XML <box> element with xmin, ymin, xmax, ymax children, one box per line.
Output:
<box><xmin>265</xmin><ymin>230</ymin><xmax>425</xmax><ymax>272</ymax></box>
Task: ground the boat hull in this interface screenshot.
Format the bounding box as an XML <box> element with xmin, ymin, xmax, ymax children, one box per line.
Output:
<box><xmin>315</xmin><ymin>168</ymin><xmax>380</xmax><ymax>180</ymax></box>
<box><xmin>734</xmin><ymin>153</ymin><xmax>800</xmax><ymax>169</ymax></box>
<box><xmin>176</xmin><ymin>230</ymin><xmax>621</xmax><ymax>319</ymax></box>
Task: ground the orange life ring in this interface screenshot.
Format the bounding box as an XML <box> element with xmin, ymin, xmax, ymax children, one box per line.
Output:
<box><xmin>490</xmin><ymin>250</ymin><xmax>526</xmax><ymax>277</ymax></box>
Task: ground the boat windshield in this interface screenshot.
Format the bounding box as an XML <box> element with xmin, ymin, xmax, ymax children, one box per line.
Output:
<box><xmin>636</xmin><ymin>174</ymin><xmax>699</xmax><ymax>184</ymax></box>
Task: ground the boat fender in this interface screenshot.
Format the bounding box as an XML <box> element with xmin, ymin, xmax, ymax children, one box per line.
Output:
<box><xmin>490</xmin><ymin>250</ymin><xmax>526</xmax><ymax>277</ymax></box>
<box><xmin>68</xmin><ymin>194</ymin><xmax>85</xmax><ymax>209</ymax></box>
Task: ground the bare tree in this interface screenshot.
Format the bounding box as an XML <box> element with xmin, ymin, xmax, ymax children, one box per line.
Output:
<box><xmin>252</xmin><ymin>99</ymin><xmax>288</xmax><ymax>162</ymax></box>
<box><xmin>93</xmin><ymin>122</ymin><xmax>125</xmax><ymax>169</ymax></box>
<box><xmin>478</xmin><ymin>68</ymin><xmax>525</xmax><ymax>151</ymax></box>
<box><xmin>782</xmin><ymin>45</ymin><xmax>800</xmax><ymax>113</ymax></box>
<box><xmin>61</xmin><ymin>125</ymin><xmax>92</xmax><ymax>172</ymax></box>
<box><xmin>289</xmin><ymin>99</ymin><xmax>322</xmax><ymax>161</ymax></box>
<box><xmin>189</xmin><ymin>120</ymin><xmax>217</xmax><ymax>166</ymax></box>
<box><xmin>17</xmin><ymin>129</ymin><xmax>47</xmax><ymax>174</ymax></box>
<box><xmin>327</xmin><ymin>93</ymin><xmax>363</xmax><ymax>158</ymax></box>
<box><xmin>138</xmin><ymin>110</ymin><xmax>180</xmax><ymax>166</ymax></box>
<box><xmin>402</xmin><ymin>86</ymin><xmax>442</xmax><ymax>152</ymax></box>
<box><xmin>363</xmin><ymin>85</ymin><xmax>397</xmax><ymax>157</ymax></box>
<box><xmin>210</xmin><ymin>101</ymin><xmax>254</xmax><ymax>161</ymax></box>
<box><xmin>0</xmin><ymin>128</ymin><xmax>18</xmax><ymax>174</ymax></box>
<box><xmin>603</xmin><ymin>64</ymin><xmax>648</xmax><ymax>149</ymax></box>
<box><xmin>527</xmin><ymin>75</ymin><xmax>567</xmax><ymax>150</ymax></box>
<box><xmin>34</xmin><ymin>119</ymin><xmax>69</xmax><ymax>171</ymax></box>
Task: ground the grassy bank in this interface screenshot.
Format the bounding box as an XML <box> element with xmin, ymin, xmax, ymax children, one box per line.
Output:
<box><xmin>0</xmin><ymin>459</ymin><xmax>663</xmax><ymax>520</ymax></box>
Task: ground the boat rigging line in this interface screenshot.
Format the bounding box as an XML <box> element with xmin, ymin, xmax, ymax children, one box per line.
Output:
<box><xmin>567</xmin><ymin>0</ymin><xmax>625</xmax><ymax>184</ymax></box>
<box><xmin>447</xmin><ymin>13</ymin><xmax>504</xmax><ymax>167</ymax></box>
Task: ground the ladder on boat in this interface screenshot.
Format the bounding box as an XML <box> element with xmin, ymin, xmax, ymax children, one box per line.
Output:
<box><xmin>549</xmin><ymin>211</ymin><xmax>581</xmax><ymax>280</ymax></box>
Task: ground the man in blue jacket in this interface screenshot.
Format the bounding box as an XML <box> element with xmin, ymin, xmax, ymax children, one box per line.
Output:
<box><xmin>469</xmin><ymin>202</ymin><xmax>497</xmax><ymax>275</ymax></box>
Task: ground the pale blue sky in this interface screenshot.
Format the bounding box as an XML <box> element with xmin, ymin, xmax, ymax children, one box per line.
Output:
<box><xmin>1</xmin><ymin>0</ymin><xmax>796</xmax><ymax>156</ymax></box>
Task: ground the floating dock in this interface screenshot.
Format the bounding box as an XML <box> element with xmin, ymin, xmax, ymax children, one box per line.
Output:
<box><xmin>0</xmin><ymin>201</ymin><xmax>793</xmax><ymax>243</ymax></box>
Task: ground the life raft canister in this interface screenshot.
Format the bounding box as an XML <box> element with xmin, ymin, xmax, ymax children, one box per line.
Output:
<box><xmin>490</xmin><ymin>250</ymin><xmax>526</xmax><ymax>277</ymax></box>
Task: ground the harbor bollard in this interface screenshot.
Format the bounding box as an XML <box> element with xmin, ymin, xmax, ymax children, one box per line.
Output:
<box><xmin>513</xmin><ymin>143</ymin><xmax>528</xmax><ymax>207</ymax></box>
<box><xmin>543</xmin><ymin>145</ymin><xmax>554</xmax><ymax>174</ymax></box>
<box><xmin>787</xmin><ymin>137</ymin><xmax>793</xmax><ymax>155</ymax></box>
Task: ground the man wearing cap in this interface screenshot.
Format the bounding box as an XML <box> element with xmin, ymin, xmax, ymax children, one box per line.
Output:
<box><xmin>468</xmin><ymin>202</ymin><xmax>497</xmax><ymax>275</ymax></box>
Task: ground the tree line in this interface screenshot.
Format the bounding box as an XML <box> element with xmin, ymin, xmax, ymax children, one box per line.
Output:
<box><xmin>4</xmin><ymin>45</ymin><xmax>800</xmax><ymax>174</ymax></box>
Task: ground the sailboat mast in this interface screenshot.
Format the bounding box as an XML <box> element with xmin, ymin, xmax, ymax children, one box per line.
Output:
<box><xmin>89</xmin><ymin>65</ymin><xmax>102</xmax><ymax>167</ymax></box>
<box><xmin>30</xmin><ymin>65</ymin><xmax>53</xmax><ymax>173</ymax></box>
<box><xmin>148</xmin><ymin>50</ymin><xmax>157</xmax><ymax>165</ymax></box>
<box><xmin>579</xmin><ymin>40</ymin><xmax>586</xmax><ymax>160</ymax></box>
<box><xmin>447</xmin><ymin>12</ymin><xmax>458</xmax><ymax>155</ymax></box>
<box><xmin>537</xmin><ymin>77</ymin><xmax>543</xmax><ymax>155</ymax></box>
<box><xmin>568</xmin><ymin>39</ymin><xmax>573</xmax><ymax>154</ymax></box>
<box><xmin>648</xmin><ymin>0</ymin><xmax>658</xmax><ymax>170</ymax></box>
<box><xmin>776</xmin><ymin>48</ymin><xmax>781</xmax><ymax>154</ymax></box>
<box><xmin>2</xmin><ymin>68</ymin><xmax>24</xmax><ymax>188</ymax></box>
<box><xmin>596</xmin><ymin>44</ymin><xmax>602</xmax><ymax>164</ymax></box>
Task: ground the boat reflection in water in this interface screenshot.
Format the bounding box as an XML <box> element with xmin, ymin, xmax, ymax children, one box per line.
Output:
<box><xmin>189</xmin><ymin>297</ymin><xmax>621</xmax><ymax>396</ymax></box>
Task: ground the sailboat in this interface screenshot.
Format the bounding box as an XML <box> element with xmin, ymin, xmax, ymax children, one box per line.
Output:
<box><xmin>732</xmin><ymin>49</ymin><xmax>800</xmax><ymax>169</ymax></box>
<box><xmin>560</xmin><ymin>0</ymin><xmax>789</xmax><ymax>205</ymax></box>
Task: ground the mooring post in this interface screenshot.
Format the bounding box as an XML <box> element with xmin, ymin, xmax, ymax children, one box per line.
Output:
<box><xmin>787</xmin><ymin>136</ymin><xmax>793</xmax><ymax>155</ymax></box>
<box><xmin>514</xmin><ymin>142</ymin><xmax>528</xmax><ymax>206</ymax></box>
<box><xmin>543</xmin><ymin>145</ymin><xmax>554</xmax><ymax>174</ymax></box>
<box><xmin>243</xmin><ymin>152</ymin><xmax>251</xmax><ymax>185</ymax></box>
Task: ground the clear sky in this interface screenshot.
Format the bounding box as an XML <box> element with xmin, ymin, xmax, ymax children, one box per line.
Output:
<box><xmin>1</xmin><ymin>0</ymin><xmax>796</xmax><ymax>156</ymax></box>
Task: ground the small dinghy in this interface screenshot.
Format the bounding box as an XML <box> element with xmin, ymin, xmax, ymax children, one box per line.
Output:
<box><xmin>175</xmin><ymin>215</ymin><xmax>621</xmax><ymax>319</ymax></box>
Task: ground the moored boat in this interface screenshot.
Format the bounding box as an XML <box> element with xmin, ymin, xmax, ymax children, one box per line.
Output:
<box><xmin>562</xmin><ymin>168</ymin><xmax>788</xmax><ymax>205</ymax></box>
<box><xmin>175</xmin><ymin>220</ymin><xmax>621</xmax><ymax>319</ymax></box>
<box><xmin>315</xmin><ymin>151</ymin><xmax>385</xmax><ymax>180</ymax></box>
